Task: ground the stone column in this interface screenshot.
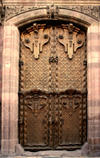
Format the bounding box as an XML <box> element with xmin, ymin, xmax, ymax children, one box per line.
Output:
<box><xmin>87</xmin><ymin>22</ymin><xmax>100</xmax><ymax>155</ymax></box>
<box><xmin>1</xmin><ymin>25</ymin><xmax>19</xmax><ymax>155</ymax></box>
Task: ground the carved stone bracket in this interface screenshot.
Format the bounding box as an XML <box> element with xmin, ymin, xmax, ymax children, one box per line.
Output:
<box><xmin>0</xmin><ymin>5</ymin><xmax>5</xmax><ymax>25</ymax></box>
<box><xmin>22</xmin><ymin>23</ymin><xmax>49</xmax><ymax>59</ymax></box>
<box><xmin>58</xmin><ymin>23</ymin><xmax>84</xmax><ymax>59</ymax></box>
<box><xmin>47</xmin><ymin>2</ymin><xmax>59</xmax><ymax>19</ymax></box>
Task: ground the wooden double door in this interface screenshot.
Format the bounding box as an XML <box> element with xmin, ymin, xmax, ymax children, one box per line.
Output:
<box><xmin>19</xmin><ymin>22</ymin><xmax>87</xmax><ymax>150</ymax></box>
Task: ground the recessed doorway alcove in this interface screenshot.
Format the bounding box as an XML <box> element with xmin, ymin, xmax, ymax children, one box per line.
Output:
<box><xmin>2</xmin><ymin>5</ymin><xmax>100</xmax><ymax>156</ymax></box>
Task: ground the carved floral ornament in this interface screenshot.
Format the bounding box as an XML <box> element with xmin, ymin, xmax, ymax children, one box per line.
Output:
<box><xmin>60</xmin><ymin>94</ymin><xmax>82</xmax><ymax>115</ymax></box>
<box><xmin>5</xmin><ymin>4</ymin><xmax>99</xmax><ymax>21</ymax></box>
<box><xmin>22</xmin><ymin>23</ymin><xmax>84</xmax><ymax>60</ymax></box>
<box><xmin>24</xmin><ymin>94</ymin><xmax>47</xmax><ymax>117</ymax></box>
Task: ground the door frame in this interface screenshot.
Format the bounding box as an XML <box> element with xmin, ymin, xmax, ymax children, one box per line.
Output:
<box><xmin>2</xmin><ymin>5</ymin><xmax>100</xmax><ymax>156</ymax></box>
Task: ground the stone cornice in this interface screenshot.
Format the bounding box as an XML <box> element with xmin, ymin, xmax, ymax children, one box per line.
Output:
<box><xmin>2</xmin><ymin>0</ymin><xmax>100</xmax><ymax>5</ymax></box>
<box><xmin>5</xmin><ymin>5</ymin><xmax>99</xmax><ymax>21</ymax></box>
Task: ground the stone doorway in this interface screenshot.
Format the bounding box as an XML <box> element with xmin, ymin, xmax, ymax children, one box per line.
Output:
<box><xmin>19</xmin><ymin>22</ymin><xmax>87</xmax><ymax>151</ymax></box>
<box><xmin>2</xmin><ymin>4</ymin><xmax>100</xmax><ymax>156</ymax></box>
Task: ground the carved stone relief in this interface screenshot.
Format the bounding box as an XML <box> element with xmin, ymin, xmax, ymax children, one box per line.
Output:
<box><xmin>5</xmin><ymin>5</ymin><xmax>99</xmax><ymax>21</ymax></box>
<box><xmin>47</xmin><ymin>2</ymin><xmax>59</xmax><ymax>19</ymax></box>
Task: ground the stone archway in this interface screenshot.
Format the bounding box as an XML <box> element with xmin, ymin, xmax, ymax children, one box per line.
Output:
<box><xmin>2</xmin><ymin>5</ymin><xmax>100</xmax><ymax>156</ymax></box>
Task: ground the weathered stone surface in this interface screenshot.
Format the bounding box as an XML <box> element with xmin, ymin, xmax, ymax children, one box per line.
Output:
<box><xmin>1</xmin><ymin>25</ymin><xmax>19</xmax><ymax>155</ymax></box>
<box><xmin>81</xmin><ymin>142</ymin><xmax>88</xmax><ymax>156</ymax></box>
<box><xmin>15</xmin><ymin>144</ymin><xmax>25</xmax><ymax>156</ymax></box>
<box><xmin>23</xmin><ymin>151</ymin><xmax>34</xmax><ymax>156</ymax></box>
<box><xmin>5</xmin><ymin>5</ymin><xmax>99</xmax><ymax>21</ymax></box>
<box><xmin>29</xmin><ymin>150</ymin><xmax>81</xmax><ymax>157</ymax></box>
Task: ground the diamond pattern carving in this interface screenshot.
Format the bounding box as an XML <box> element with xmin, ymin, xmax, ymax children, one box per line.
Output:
<box><xmin>19</xmin><ymin>23</ymin><xmax>87</xmax><ymax>150</ymax></box>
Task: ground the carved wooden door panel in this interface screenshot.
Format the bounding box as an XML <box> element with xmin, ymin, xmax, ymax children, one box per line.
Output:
<box><xmin>19</xmin><ymin>23</ymin><xmax>87</xmax><ymax>150</ymax></box>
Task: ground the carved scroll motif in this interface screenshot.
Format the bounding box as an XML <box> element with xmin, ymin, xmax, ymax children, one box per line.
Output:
<box><xmin>22</xmin><ymin>23</ymin><xmax>49</xmax><ymax>59</ymax></box>
<box><xmin>24</xmin><ymin>94</ymin><xmax>47</xmax><ymax>116</ymax></box>
<box><xmin>58</xmin><ymin>23</ymin><xmax>84</xmax><ymax>59</ymax></box>
<box><xmin>60</xmin><ymin>95</ymin><xmax>82</xmax><ymax>115</ymax></box>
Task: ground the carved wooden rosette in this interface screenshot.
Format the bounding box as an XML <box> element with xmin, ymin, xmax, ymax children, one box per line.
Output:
<box><xmin>19</xmin><ymin>22</ymin><xmax>87</xmax><ymax>149</ymax></box>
